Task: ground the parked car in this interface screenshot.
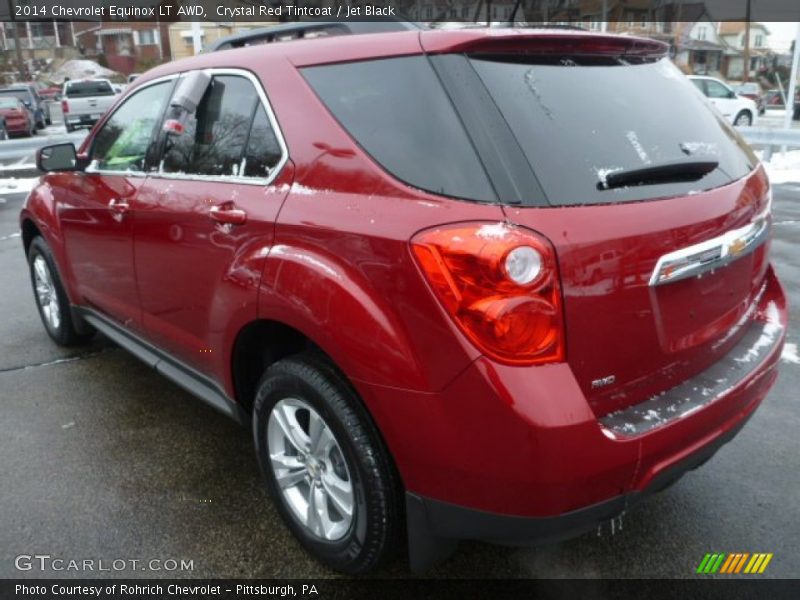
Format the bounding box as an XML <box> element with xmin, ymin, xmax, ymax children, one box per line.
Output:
<box><xmin>0</xmin><ymin>84</ymin><xmax>49</xmax><ymax>128</ymax></box>
<box><xmin>23</xmin><ymin>29</ymin><xmax>787</xmax><ymax>574</ymax></box>
<box><xmin>61</xmin><ymin>79</ymin><xmax>119</xmax><ymax>132</ymax></box>
<box><xmin>38</xmin><ymin>84</ymin><xmax>63</xmax><ymax>101</ymax></box>
<box><xmin>763</xmin><ymin>88</ymin><xmax>800</xmax><ymax>120</ymax></box>
<box><xmin>0</xmin><ymin>97</ymin><xmax>35</xmax><ymax>137</ymax></box>
<box><xmin>732</xmin><ymin>82</ymin><xmax>765</xmax><ymax>115</ymax></box>
<box><xmin>688</xmin><ymin>75</ymin><xmax>758</xmax><ymax>126</ymax></box>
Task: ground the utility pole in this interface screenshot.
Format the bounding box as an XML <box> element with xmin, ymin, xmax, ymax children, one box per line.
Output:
<box><xmin>6</xmin><ymin>0</ymin><xmax>26</xmax><ymax>81</ymax></box>
<box><xmin>784</xmin><ymin>22</ymin><xmax>800</xmax><ymax>133</ymax></box>
<box><xmin>743</xmin><ymin>0</ymin><xmax>751</xmax><ymax>82</ymax></box>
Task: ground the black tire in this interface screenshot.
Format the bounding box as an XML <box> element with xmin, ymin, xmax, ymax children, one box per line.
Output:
<box><xmin>252</xmin><ymin>354</ymin><xmax>402</xmax><ymax>574</ymax></box>
<box><xmin>27</xmin><ymin>237</ymin><xmax>94</xmax><ymax>346</ymax></box>
<box><xmin>734</xmin><ymin>110</ymin><xmax>753</xmax><ymax>127</ymax></box>
<box><xmin>0</xmin><ymin>127</ymin><xmax>7</xmax><ymax>141</ymax></box>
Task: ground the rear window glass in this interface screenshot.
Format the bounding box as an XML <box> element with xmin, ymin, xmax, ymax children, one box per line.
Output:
<box><xmin>470</xmin><ymin>57</ymin><xmax>756</xmax><ymax>206</ymax></box>
<box><xmin>65</xmin><ymin>81</ymin><xmax>115</xmax><ymax>97</ymax></box>
<box><xmin>0</xmin><ymin>98</ymin><xmax>20</xmax><ymax>108</ymax></box>
<box><xmin>0</xmin><ymin>89</ymin><xmax>31</xmax><ymax>103</ymax></box>
<box><xmin>302</xmin><ymin>56</ymin><xmax>497</xmax><ymax>203</ymax></box>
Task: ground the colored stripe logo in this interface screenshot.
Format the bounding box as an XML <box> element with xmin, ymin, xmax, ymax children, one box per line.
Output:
<box><xmin>696</xmin><ymin>553</ymin><xmax>773</xmax><ymax>574</ymax></box>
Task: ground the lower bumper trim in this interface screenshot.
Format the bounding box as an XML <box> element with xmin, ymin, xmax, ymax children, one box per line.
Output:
<box><xmin>406</xmin><ymin>409</ymin><xmax>752</xmax><ymax>572</ymax></box>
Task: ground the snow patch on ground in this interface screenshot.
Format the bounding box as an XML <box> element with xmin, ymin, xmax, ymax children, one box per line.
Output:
<box><xmin>782</xmin><ymin>343</ymin><xmax>800</xmax><ymax>365</ymax></box>
<box><xmin>50</xmin><ymin>60</ymin><xmax>118</xmax><ymax>84</ymax></box>
<box><xmin>759</xmin><ymin>149</ymin><xmax>800</xmax><ymax>184</ymax></box>
<box><xmin>0</xmin><ymin>177</ymin><xmax>39</xmax><ymax>195</ymax></box>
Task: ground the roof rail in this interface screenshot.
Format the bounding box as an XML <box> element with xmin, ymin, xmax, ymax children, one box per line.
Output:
<box><xmin>204</xmin><ymin>20</ymin><xmax>421</xmax><ymax>53</ymax></box>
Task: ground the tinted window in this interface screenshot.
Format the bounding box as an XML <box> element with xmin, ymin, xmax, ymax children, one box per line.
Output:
<box><xmin>65</xmin><ymin>81</ymin><xmax>115</xmax><ymax>97</ymax></box>
<box><xmin>161</xmin><ymin>75</ymin><xmax>259</xmax><ymax>177</ymax></box>
<box><xmin>243</xmin><ymin>106</ymin><xmax>282</xmax><ymax>178</ymax></box>
<box><xmin>90</xmin><ymin>81</ymin><xmax>172</xmax><ymax>173</ymax></box>
<box><xmin>303</xmin><ymin>56</ymin><xmax>497</xmax><ymax>203</ymax></box>
<box><xmin>471</xmin><ymin>57</ymin><xmax>756</xmax><ymax>206</ymax></box>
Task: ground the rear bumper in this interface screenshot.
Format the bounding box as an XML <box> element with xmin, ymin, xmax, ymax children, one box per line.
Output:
<box><xmin>357</xmin><ymin>266</ymin><xmax>786</xmax><ymax>568</ymax></box>
<box><xmin>407</xmin><ymin>403</ymin><xmax>753</xmax><ymax>567</ymax></box>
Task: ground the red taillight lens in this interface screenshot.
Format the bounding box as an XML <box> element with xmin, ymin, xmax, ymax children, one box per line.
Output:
<box><xmin>411</xmin><ymin>222</ymin><xmax>565</xmax><ymax>365</ymax></box>
<box><xmin>61</xmin><ymin>100</ymin><xmax>68</xmax><ymax>114</ymax></box>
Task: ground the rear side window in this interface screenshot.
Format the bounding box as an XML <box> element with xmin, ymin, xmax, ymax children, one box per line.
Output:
<box><xmin>302</xmin><ymin>56</ymin><xmax>497</xmax><ymax>203</ymax></box>
<box><xmin>470</xmin><ymin>57</ymin><xmax>756</xmax><ymax>206</ymax></box>
<box><xmin>243</xmin><ymin>106</ymin><xmax>282</xmax><ymax>178</ymax></box>
<box><xmin>161</xmin><ymin>74</ymin><xmax>281</xmax><ymax>179</ymax></box>
<box><xmin>65</xmin><ymin>81</ymin><xmax>115</xmax><ymax>97</ymax></box>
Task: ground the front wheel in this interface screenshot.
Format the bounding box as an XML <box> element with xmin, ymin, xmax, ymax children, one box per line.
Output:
<box><xmin>253</xmin><ymin>354</ymin><xmax>402</xmax><ymax>574</ymax></box>
<box><xmin>28</xmin><ymin>237</ymin><xmax>94</xmax><ymax>346</ymax></box>
<box><xmin>734</xmin><ymin>110</ymin><xmax>753</xmax><ymax>127</ymax></box>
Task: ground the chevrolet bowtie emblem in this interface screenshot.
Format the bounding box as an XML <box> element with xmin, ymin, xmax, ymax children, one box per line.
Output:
<box><xmin>728</xmin><ymin>237</ymin><xmax>747</xmax><ymax>257</ymax></box>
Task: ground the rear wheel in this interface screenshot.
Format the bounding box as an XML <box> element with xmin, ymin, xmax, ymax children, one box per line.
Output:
<box><xmin>734</xmin><ymin>110</ymin><xmax>753</xmax><ymax>127</ymax></box>
<box><xmin>252</xmin><ymin>354</ymin><xmax>402</xmax><ymax>574</ymax></box>
<box><xmin>28</xmin><ymin>237</ymin><xmax>94</xmax><ymax>346</ymax></box>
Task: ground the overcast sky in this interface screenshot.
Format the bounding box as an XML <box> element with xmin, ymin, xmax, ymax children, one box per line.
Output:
<box><xmin>763</xmin><ymin>22</ymin><xmax>800</xmax><ymax>52</ymax></box>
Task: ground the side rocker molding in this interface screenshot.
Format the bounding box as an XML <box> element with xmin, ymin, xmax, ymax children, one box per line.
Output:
<box><xmin>77</xmin><ymin>307</ymin><xmax>249</xmax><ymax>426</ymax></box>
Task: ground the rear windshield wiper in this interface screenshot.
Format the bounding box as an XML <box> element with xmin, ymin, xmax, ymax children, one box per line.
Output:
<box><xmin>598</xmin><ymin>160</ymin><xmax>719</xmax><ymax>191</ymax></box>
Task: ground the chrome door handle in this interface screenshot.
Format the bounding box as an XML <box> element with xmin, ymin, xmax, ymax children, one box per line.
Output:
<box><xmin>108</xmin><ymin>198</ymin><xmax>129</xmax><ymax>212</ymax></box>
<box><xmin>209</xmin><ymin>203</ymin><xmax>247</xmax><ymax>226</ymax></box>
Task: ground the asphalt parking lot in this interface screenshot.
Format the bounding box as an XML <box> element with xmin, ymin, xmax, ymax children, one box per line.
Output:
<box><xmin>0</xmin><ymin>180</ymin><xmax>798</xmax><ymax>579</ymax></box>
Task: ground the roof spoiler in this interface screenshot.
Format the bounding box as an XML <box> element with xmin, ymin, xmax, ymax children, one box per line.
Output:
<box><xmin>421</xmin><ymin>30</ymin><xmax>669</xmax><ymax>58</ymax></box>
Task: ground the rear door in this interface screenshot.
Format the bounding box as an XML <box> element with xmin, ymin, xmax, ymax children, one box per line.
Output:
<box><xmin>58</xmin><ymin>78</ymin><xmax>174</xmax><ymax>329</ymax></box>
<box><xmin>132</xmin><ymin>70</ymin><xmax>290</xmax><ymax>379</ymax></box>
<box><xmin>464</xmin><ymin>53</ymin><xmax>770</xmax><ymax>416</ymax></box>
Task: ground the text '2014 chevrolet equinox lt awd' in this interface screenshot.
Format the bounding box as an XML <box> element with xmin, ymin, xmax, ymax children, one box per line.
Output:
<box><xmin>22</xmin><ymin>29</ymin><xmax>787</xmax><ymax>574</ymax></box>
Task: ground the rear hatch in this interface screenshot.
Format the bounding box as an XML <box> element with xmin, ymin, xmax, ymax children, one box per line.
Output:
<box><xmin>463</xmin><ymin>35</ymin><xmax>771</xmax><ymax>416</ymax></box>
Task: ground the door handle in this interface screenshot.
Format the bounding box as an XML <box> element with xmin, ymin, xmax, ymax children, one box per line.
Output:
<box><xmin>209</xmin><ymin>203</ymin><xmax>247</xmax><ymax>226</ymax></box>
<box><xmin>108</xmin><ymin>198</ymin><xmax>129</xmax><ymax>212</ymax></box>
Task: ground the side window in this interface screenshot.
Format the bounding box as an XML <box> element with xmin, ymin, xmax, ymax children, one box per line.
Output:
<box><xmin>162</xmin><ymin>75</ymin><xmax>275</xmax><ymax>178</ymax></box>
<box><xmin>690</xmin><ymin>79</ymin><xmax>707</xmax><ymax>96</ymax></box>
<box><xmin>91</xmin><ymin>81</ymin><xmax>172</xmax><ymax>173</ymax></box>
<box><xmin>706</xmin><ymin>81</ymin><xmax>731</xmax><ymax>99</ymax></box>
<box><xmin>243</xmin><ymin>106</ymin><xmax>282</xmax><ymax>178</ymax></box>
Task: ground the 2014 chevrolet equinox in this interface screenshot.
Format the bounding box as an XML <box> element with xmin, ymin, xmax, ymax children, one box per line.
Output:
<box><xmin>21</xmin><ymin>29</ymin><xmax>787</xmax><ymax>573</ymax></box>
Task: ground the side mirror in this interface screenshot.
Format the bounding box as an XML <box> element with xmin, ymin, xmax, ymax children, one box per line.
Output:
<box><xmin>171</xmin><ymin>70</ymin><xmax>211</xmax><ymax>113</ymax></box>
<box><xmin>37</xmin><ymin>143</ymin><xmax>83</xmax><ymax>172</ymax></box>
<box><xmin>23</xmin><ymin>100</ymin><xmax>31</xmax><ymax>108</ymax></box>
<box><xmin>729</xmin><ymin>91</ymin><xmax>738</xmax><ymax>99</ymax></box>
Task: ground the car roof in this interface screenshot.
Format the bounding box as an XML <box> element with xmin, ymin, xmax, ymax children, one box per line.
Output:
<box><xmin>137</xmin><ymin>28</ymin><xmax>667</xmax><ymax>84</ymax></box>
<box><xmin>205</xmin><ymin>20</ymin><xmax>421</xmax><ymax>52</ymax></box>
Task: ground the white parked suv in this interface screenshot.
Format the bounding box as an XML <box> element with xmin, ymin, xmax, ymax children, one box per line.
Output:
<box><xmin>688</xmin><ymin>75</ymin><xmax>758</xmax><ymax>127</ymax></box>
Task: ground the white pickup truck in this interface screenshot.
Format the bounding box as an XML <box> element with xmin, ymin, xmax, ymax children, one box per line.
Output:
<box><xmin>61</xmin><ymin>79</ymin><xmax>119</xmax><ymax>132</ymax></box>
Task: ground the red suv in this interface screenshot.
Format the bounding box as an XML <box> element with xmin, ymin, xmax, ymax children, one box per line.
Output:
<box><xmin>21</xmin><ymin>29</ymin><xmax>787</xmax><ymax>574</ymax></box>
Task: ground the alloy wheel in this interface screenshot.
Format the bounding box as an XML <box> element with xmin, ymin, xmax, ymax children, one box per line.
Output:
<box><xmin>33</xmin><ymin>255</ymin><xmax>60</xmax><ymax>331</ymax></box>
<box><xmin>267</xmin><ymin>398</ymin><xmax>354</xmax><ymax>541</ymax></box>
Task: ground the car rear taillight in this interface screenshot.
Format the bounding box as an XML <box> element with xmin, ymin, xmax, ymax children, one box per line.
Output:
<box><xmin>412</xmin><ymin>222</ymin><xmax>565</xmax><ymax>365</ymax></box>
<box><xmin>61</xmin><ymin>100</ymin><xmax>68</xmax><ymax>114</ymax></box>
